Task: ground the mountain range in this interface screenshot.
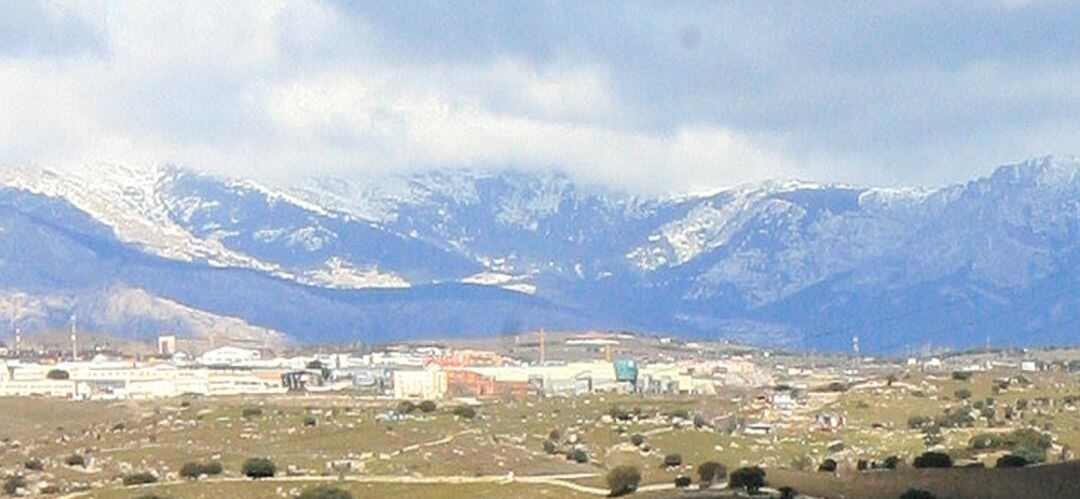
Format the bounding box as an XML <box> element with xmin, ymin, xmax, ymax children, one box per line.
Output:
<box><xmin>1</xmin><ymin>156</ymin><xmax>1078</xmax><ymax>353</ymax></box>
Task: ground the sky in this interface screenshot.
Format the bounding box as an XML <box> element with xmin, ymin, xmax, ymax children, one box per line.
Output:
<box><xmin>1</xmin><ymin>0</ymin><xmax>1077</xmax><ymax>194</ymax></box>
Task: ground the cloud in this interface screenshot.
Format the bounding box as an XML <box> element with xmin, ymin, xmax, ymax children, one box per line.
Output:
<box><xmin>0</xmin><ymin>0</ymin><xmax>1077</xmax><ymax>193</ymax></box>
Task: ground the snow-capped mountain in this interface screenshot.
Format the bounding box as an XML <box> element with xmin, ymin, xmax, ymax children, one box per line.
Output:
<box><xmin>1</xmin><ymin>156</ymin><xmax>1079</xmax><ymax>352</ymax></box>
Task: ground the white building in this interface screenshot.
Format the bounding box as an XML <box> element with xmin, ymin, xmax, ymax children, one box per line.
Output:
<box><xmin>198</xmin><ymin>346</ymin><xmax>262</xmax><ymax>366</ymax></box>
<box><xmin>392</xmin><ymin>369</ymin><xmax>448</xmax><ymax>400</ymax></box>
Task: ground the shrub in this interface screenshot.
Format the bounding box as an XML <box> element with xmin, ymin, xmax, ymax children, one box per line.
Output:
<box><xmin>418</xmin><ymin>400</ymin><xmax>437</xmax><ymax>413</ymax></box>
<box><xmin>180</xmin><ymin>461</ymin><xmax>223</xmax><ymax>479</ymax></box>
<box><xmin>952</xmin><ymin>371</ymin><xmax>972</xmax><ymax>381</ymax></box>
<box><xmin>818</xmin><ymin>458</ymin><xmax>837</xmax><ymax>472</ymax></box>
<box><xmin>826</xmin><ymin>381</ymin><xmax>848</xmax><ymax>392</ymax></box>
<box><xmin>298</xmin><ymin>484</ymin><xmax>354</xmax><ymax>499</ymax></box>
<box><xmin>900</xmin><ymin>489</ymin><xmax>937</xmax><ymax>499</ymax></box>
<box><xmin>630</xmin><ymin>434</ymin><xmax>644</xmax><ymax>447</ymax></box>
<box><xmin>64</xmin><ymin>454</ymin><xmax>86</xmax><ymax>467</ymax></box>
<box><xmin>23</xmin><ymin>458</ymin><xmax>43</xmax><ymax>471</ymax></box>
<box><xmin>134</xmin><ymin>495</ymin><xmax>169</xmax><ymax>499</ymax></box>
<box><xmin>697</xmin><ymin>461</ymin><xmax>727</xmax><ymax>486</ymax></box>
<box><xmin>662</xmin><ymin>453</ymin><xmax>682</xmax><ymax>467</ymax></box>
<box><xmin>954</xmin><ymin>388</ymin><xmax>972</xmax><ymax>400</ymax></box>
<box><xmin>39</xmin><ymin>484</ymin><xmax>60</xmax><ymax>495</ymax></box>
<box><xmin>452</xmin><ymin>405</ymin><xmax>477</xmax><ymax>419</ymax></box>
<box><xmin>857</xmin><ymin>459</ymin><xmax>869</xmax><ymax>471</ymax></box>
<box><xmin>907</xmin><ymin>415</ymin><xmax>931</xmax><ymax>429</ymax></box>
<box><xmin>543</xmin><ymin>440</ymin><xmax>557</xmax><ymax>454</ymax></box>
<box><xmin>303</xmin><ymin>415</ymin><xmax>318</xmax><ymax>427</ymax></box>
<box><xmin>996</xmin><ymin>454</ymin><xmax>1029</xmax><ymax>468</ymax></box>
<box><xmin>693</xmin><ymin>414</ymin><xmax>709</xmax><ymax>429</ymax></box>
<box><xmin>883</xmin><ymin>455</ymin><xmax>901</xmax><ymax>469</ymax></box>
<box><xmin>549</xmin><ymin>429</ymin><xmax>561</xmax><ymax>441</ymax></box>
<box><xmin>606</xmin><ymin>465</ymin><xmax>641</xmax><ymax>496</ymax></box>
<box><xmin>242</xmin><ymin>457</ymin><xmax>276</xmax><ymax>478</ymax></box>
<box><xmin>3</xmin><ymin>476</ymin><xmax>26</xmax><ymax>495</ymax></box>
<box><xmin>729</xmin><ymin>466</ymin><xmax>766</xmax><ymax>494</ymax></box>
<box><xmin>123</xmin><ymin>472</ymin><xmax>158</xmax><ymax>486</ymax></box>
<box><xmin>569</xmin><ymin>449</ymin><xmax>589</xmax><ymax>464</ymax></box>
<box><xmin>396</xmin><ymin>401</ymin><xmax>416</xmax><ymax>414</ymax></box>
<box><xmin>46</xmin><ymin>369</ymin><xmax>69</xmax><ymax>380</ymax></box>
<box><xmin>609</xmin><ymin>406</ymin><xmax>631</xmax><ymax>421</ymax></box>
<box><xmin>241</xmin><ymin>407</ymin><xmax>263</xmax><ymax>418</ymax></box>
<box><xmin>674</xmin><ymin>475</ymin><xmax>692</xmax><ymax>488</ymax></box>
<box><xmin>779</xmin><ymin>486</ymin><xmax>798</xmax><ymax>499</ymax></box>
<box><xmin>913</xmin><ymin>451</ymin><xmax>952</xmax><ymax>469</ymax></box>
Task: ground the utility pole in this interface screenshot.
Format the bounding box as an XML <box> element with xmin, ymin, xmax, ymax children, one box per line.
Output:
<box><xmin>70</xmin><ymin>314</ymin><xmax>78</xmax><ymax>362</ymax></box>
<box><xmin>538</xmin><ymin>329</ymin><xmax>546</xmax><ymax>365</ymax></box>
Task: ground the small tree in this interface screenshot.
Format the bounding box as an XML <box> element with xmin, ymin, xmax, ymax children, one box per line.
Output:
<box><xmin>954</xmin><ymin>388</ymin><xmax>972</xmax><ymax>401</ymax></box>
<box><xmin>606</xmin><ymin>465</ymin><xmax>641</xmax><ymax>496</ymax></box>
<box><xmin>543</xmin><ymin>440</ymin><xmax>557</xmax><ymax>454</ymax></box>
<box><xmin>729</xmin><ymin>466</ymin><xmax>766</xmax><ymax>494</ymax></box>
<box><xmin>418</xmin><ymin>400</ymin><xmax>438</xmax><ymax>413</ymax></box>
<box><xmin>46</xmin><ymin>369</ymin><xmax>69</xmax><ymax>380</ymax></box>
<box><xmin>818</xmin><ymin>458</ymin><xmax>838</xmax><ymax>472</ymax></box>
<box><xmin>241</xmin><ymin>407</ymin><xmax>263</xmax><ymax>418</ymax></box>
<box><xmin>64</xmin><ymin>454</ymin><xmax>86</xmax><ymax>467</ymax></box>
<box><xmin>630</xmin><ymin>434</ymin><xmax>645</xmax><ymax>447</ymax></box>
<box><xmin>674</xmin><ymin>475</ymin><xmax>692</xmax><ymax>488</ymax></box>
<box><xmin>549</xmin><ymin>429</ymin><xmax>561</xmax><ymax>441</ymax></box>
<box><xmin>663</xmin><ymin>453</ymin><xmax>682</xmax><ymax>468</ymax></box>
<box><xmin>913</xmin><ymin>451</ymin><xmax>952</xmax><ymax>469</ymax></box>
<box><xmin>883</xmin><ymin>455</ymin><xmax>901</xmax><ymax>469</ymax></box>
<box><xmin>697</xmin><ymin>461</ymin><xmax>727</xmax><ymax>487</ymax></box>
<box><xmin>123</xmin><ymin>472</ymin><xmax>158</xmax><ymax>486</ymax></box>
<box><xmin>298</xmin><ymin>484</ymin><xmax>354</xmax><ymax>499</ymax></box>
<box><xmin>23</xmin><ymin>458</ymin><xmax>44</xmax><ymax>471</ymax></box>
<box><xmin>570</xmin><ymin>449</ymin><xmax>589</xmax><ymax>464</ymax></box>
<box><xmin>396</xmin><ymin>401</ymin><xmax>417</xmax><ymax>414</ymax></box>
<box><xmin>304</xmin><ymin>415</ymin><xmax>318</xmax><ymax>427</ymax></box>
<box><xmin>779</xmin><ymin>486</ymin><xmax>798</xmax><ymax>499</ymax></box>
<box><xmin>242</xmin><ymin>457</ymin><xmax>276</xmax><ymax>478</ymax></box>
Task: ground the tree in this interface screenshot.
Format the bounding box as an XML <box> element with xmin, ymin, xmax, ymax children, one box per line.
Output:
<box><xmin>64</xmin><ymin>454</ymin><xmax>86</xmax><ymax>467</ymax></box>
<box><xmin>123</xmin><ymin>472</ymin><xmax>158</xmax><ymax>486</ymax></box>
<box><xmin>913</xmin><ymin>452</ymin><xmax>952</xmax><ymax>469</ymax></box>
<box><xmin>298</xmin><ymin>484</ymin><xmax>354</xmax><ymax>499</ymax></box>
<box><xmin>955</xmin><ymin>388</ymin><xmax>972</xmax><ymax>400</ymax></box>
<box><xmin>899</xmin><ymin>489</ymin><xmax>937</xmax><ymax>499</ymax></box>
<box><xmin>569</xmin><ymin>449</ymin><xmax>589</xmax><ymax>463</ymax></box>
<box><xmin>818</xmin><ymin>458</ymin><xmax>837</xmax><ymax>472</ymax></box>
<box><xmin>396</xmin><ymin>401</ymin><xmax>417</xmax><ymax>414</ymax></box>
<box><xmin>242</xmin><ymin>457</ymin><xmax>276</xmax><ymax>478</ymax></box>
<box><xmin>779</xmin><ymin>486</ymin><xmax>798</xmax><ymax>499</ymax></box>
<box><xmin>630</xmin><ymin>434</ymin><xmax>645</xmax><ymax>447</ymax></box>
<box><xmin>663</xmin><ymin>453</ymin><xmax>682</xmax><ymax>468</ymax></box>
<box><xmin>674</xmin><ymin>475</ymin><xmax>692</xmax><ymax>488</ymax></box>
<box><xmin>543</xmin><ymin>440</ymin><xmax>557</xmax><ymax>454</ymax></box>
<box><xmin>697</xmin><ymin>461</ymin><xmax>727</xmax><ymax>486</ymax></box>
<box><xmin>452</xmin><ymin>405</ymin><xmax>477</xmax><ymax>419</ymax></box>
<box><xmin>996</xmin><ymin>454</ymin><xmax>1029</xmax><ymax>468</ymax></box>
<box><xmin>418</xmin><ymin>400</ymin><xmax>438</xmax><ymax>413</ymax></box>
<box><xmin>606</xmin><ymin>465</ymin><xmax>641</xmax><ymax>496</ymax></box>
<box><xmin>241</xmin><ymin>407</ymin><xmax>263</xmax><ymax>418</ymax></box>
<box><xmin>883</xmin><ymin>456</ymin><xmax>901</xmax><ymax>469</ymax></box>
<box><xmin>3</xmin><ymin>476</ymin><xmax>26</xmax><ymax>495</ymax></box>
<box><xmin>46</xmin><ymin>369</ymin><xmax>69</xmax><ymax>380</ymax></box>
<box><xmin>729</xmin><ymin>466</ymin><xmax>766</xmax><ymax>494</ymax></box>
<box><xmin>23</xmin><ymin>458</ymin><xmax>43</xmax><ymax>471</ymax></box>
<box><xmin>181</xmin><ymin>461</ymin><xmax>223</xmax><ymax>479</ymax></box>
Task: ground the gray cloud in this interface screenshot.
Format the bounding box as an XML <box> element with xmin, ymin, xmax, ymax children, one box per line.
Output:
<box><xmin>0</xmin><ymin>0</ymin><xmax>1077</xmax><ymax>193</ymax></box>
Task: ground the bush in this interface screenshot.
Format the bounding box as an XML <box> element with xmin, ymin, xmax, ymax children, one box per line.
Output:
<box><xmin>609</xmin><ymin>406</ymin><xmax>631</xmax><ymax>421</ymax></box>
<box><xmin>996</xmin><ymin>454</ymin><xmax>1029</xmax><ymax>468</ymax></box>
<box><xmin>3</xmin><ymin>476</ymin><xmax>26</xmax><ymax>495</ymax></box>
<box><xmin>46</xmin><ymin>369</ymin><xmax>69</xmax><ymax>380</ymax></box>
<box><xmin>913</xmin><ymin>451</ymin><xmax>952</xmax><ymax>469</ymax></box>
<box><xmin>180</xmin><ymin>461</ymin><xmax>223</xmax><ymax>479</ymax></box>
<box><xmin>630</xmin><ymin>434</ymin><xmax>644</xmax><ymax>447</ymax></box>
<box><xmin>418</xmin><ymin>400</ymin><xmax>437</xmax><ymax>413</ymax></box>
<box><xmin>662</xmin><ymin>453</ymin><xmax>682</xmax><ymax>467</ymax></box>
<box><xmin>952</xmin><ymin>371</ymin><xmax>972</xmax><ymax>381</ymax></box>
<box><xmin>64</xmin><ymin>454</ymin><xmax>86</xmax><ymax>467</ymax></box>
<box><xmin>452</xmin><ymin>405</ymin><xmax>477</xmax><ymax>419</ymax></box>
<box><xmin>883</xmin><ymin>455</ymin><xmax>901</xmax><ymax>469</ymax></box>
<box><xmin>907</xmin><ymin>415</ymin><xmax>931</xmax><ymax>429</ymax></box>
<box><xmin>241</xmin><ymin>407</ymin><xmax>263</xmax><ymax>418</ymax></box>
<box><xmin>242</xmin><ymin>457</ymin><xmax>276</xmax><ymax>478</ymax></box>
<box><xmin>674</xmin><ymin>475</ymin><xmax>692</xmax><ymax>488</ymax></box>
<box><xmin>24</xmin><ymin>458</ymin><xmax>44</xmax><ymax>471</ymax></box>
<box><xmin>818</xmin><ymin>458</ymin><xmax>837</xmax><ymax>472</ymax></box>
<box><xmin>549</xmin><ymin>429</ymin><xmax>561</xmax><ymax>441</ymax></box>
<box><xmin>123</xmin><ymin>472</ymin><xmax>158</xmax><ymax>486</ymax></box>
<box><xmin>303</xmin><ymin>415</ymin><xmax>318</xmax><ymax>427</ymax></box>
<box><xmin>729</xmin><ymin>466</ymin><xmax>766</xmax><ymax>494</ymax></box>
<box><xmin>954</xmin><ymin>388</ymin><xmax>972</xmax><ymax>400</ymax></box>
<box><xmin>569</xmin><ymin>449</ymin><xmax>588</xmax><ymax>464</ymax></box>
<box><xmin>543</xmin><ymin>440</ymin><xmax>557</xmax><ymax>454</ymax></box>
<box><xmin>396</xmin><ymin>401</ymin><xmax>417</xmax><ymax>414</ymax></box>
<box><xmin>697</xmin><ymin>461</ymin><xmax>727</xmax><ymax>486</ymax></box>
<box><xmin>779</xmin><ymin>486</ymin><xmax>798</xmax><ymax>499</ymax></box>
<box><xmin>900</xmin><ymin>489</ymin><xmax>937</xmax><ymax>499</ymax></box>
<box><xmin>298</xmin><ymin>484</ymin><xmax>354</xmax><ymax>499</ymax></box>
<box><xmin>134</xmin><ymin>495</ymin><xmax>169</xmax><ymax>499</ymax></box>
<box><xmin>606</xmin><ymin>465</ymin><xmax>641</xmax><ymax>496</ymax></box>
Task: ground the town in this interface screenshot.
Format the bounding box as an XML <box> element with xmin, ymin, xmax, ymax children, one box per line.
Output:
<box><xmin>1</xmin><ymin>329</ymin><xmax>1078</xmax><ymax>498</ymax></box>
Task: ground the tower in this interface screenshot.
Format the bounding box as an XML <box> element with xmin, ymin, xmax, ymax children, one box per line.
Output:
<box><xmin>538</xmin><ymin>329</ymin><xmax>546</xmax><ymax>365</ymax></box>
<box><xmin>70</xmin><ymin>314</ymin><xmax>78</xmax><ymax>362</ymax></box>
<box><xmin>13</xmin><ymin>326</ymin><xmax>20</xmax><ymax>356</ymax></box>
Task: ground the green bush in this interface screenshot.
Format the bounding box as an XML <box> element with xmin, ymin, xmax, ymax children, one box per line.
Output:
<box><xmin>674</xmin><ymin>475</ymin><xmax>692</xmax><ymax>488</ymax></box>
<box><xmin>396</xmin><ymin>401</ymin><xmax>417</xmax><ymax>414</ymax></box>
<box><xmin>569</xmin><ymin>449</ymin><xmax>588</xmax><ymax>463</ymax></box>
<box><xmin>123</xmin><ymin>472</ymin><xmax>158</xmax><ymax>486</ymax></box>
<box><xmin>913</xmin><ymin>452</ymin><xmax>952</xmax><ymax>469</ymax></box>
<box><xmin>662</xmin><ymin>453</ymin><xmax>682</xmax><ymax>467</ymax></box>
<box><xmin>23</xmin><ymin>458</ymin><xmax>44</xmax><ymax>471</ymax></box>
<box><xmin>883</xmin><ymin>455</ymin><xmax>901</xmax><ymax>469</ymax></box>
<box><xmin>298</xmin><ymin>484</ymin><xmax>354</xmax><ymax>499</ymax></box>
<box><xmin>729</xmin><ymin>466</ymin><xmax>766</xmax><ymax>493</ymax></box>
<box><xmin>242</xmin><ymin>457</ymin><xmax>276</xmax><ymax>478</ymax></box>
<box><xmin>954</xmin><ymin>388</ymin><xmax>972</xmax><ymax>400</ymax></box>
<box><xmin>542</xmin><ymin>440</ymin><xmax>557</xmax><ymax>454</ymax></box>
<box><xmin>418</xmin><ymin>400</ymin><xmax>437</xmax><ymax>413</ymax></box>
<box><xmin>304</xmin><ymin>415</ymin><xmax>318</xmax><ymax>427</ymax></box>
<box><xmin>996</xmin><ymin>454</ymin><xmax>1029</xmax><ymax>468</ymax></box>
<box><xmin>606</xmin><ymin>465</ymin><xmax>641</xmax><ymax>496</ymax></box>
<box><xmin>630</xmin><ymin>433</ymin><xmax>644</xmax><ymax>446</ymax></box>
<box><xmin>452</xmin><ymin>405</ymin><xmax>477</xmax><ymax>419</ymax></box>
<box><xmin>46</xmin><ymin>369</ymin><xmax>69</xmax><ymax>380</ymax></box>
<box><xmin>241</xmin><ymin>407</ymin><xmax>263</xmax><ymax>418</ymax></box>
<box><xmin>64</xmin><ymin>454</ymin><xmax>86</xmax><ymax>467</ymax></box>
<box><xmin>180</xmin><ymin>461</ymin><xmax>223</xmax><ymax>479</ymax></box>
<box><xmin>3</xmin><ymin>476</ymin><xmax>26</xmax><ymax>495</ymax></box>
<box><xmin>697</xmin><ymin>461</ymin><xmax>727</xmax><ymax>485</ymax></box>
<box><xmin>818</xmin><ymin>458</ymin><xmax>837</xmax><ymax>472</ymax></box>
<box><xmin>779</xmin><ymin>486</ymin><xmax>798</xmax><ymax>499</ymax></box>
